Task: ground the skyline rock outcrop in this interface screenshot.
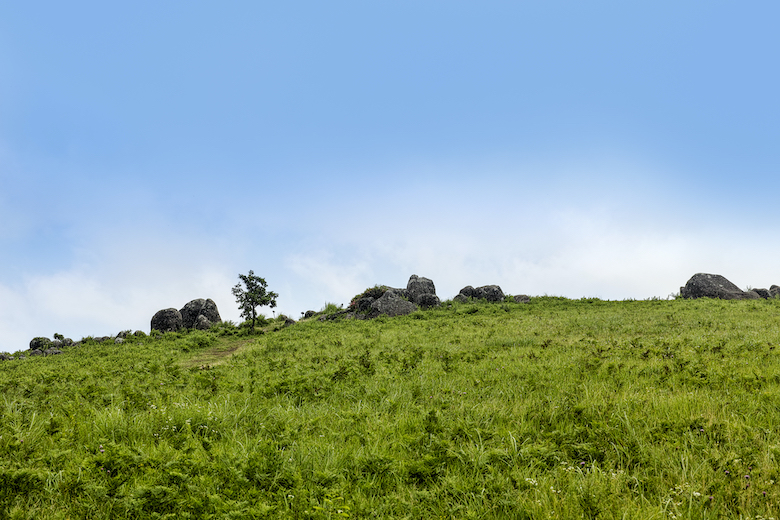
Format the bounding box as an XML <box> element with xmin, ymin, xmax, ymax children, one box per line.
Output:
<box><xmin>180</xmin><ymin>298</ymin><xmax>222</xmax><ymax>329</ymax></box>
<box><xmin>151</xmin><ymin>308</ymin><xmax>183</xmax><ymax>333</ymax></box>
<box><xmin>680</xmin><ymin>273</ymin><xmax>760</xmax><ymax>300</ymax></box>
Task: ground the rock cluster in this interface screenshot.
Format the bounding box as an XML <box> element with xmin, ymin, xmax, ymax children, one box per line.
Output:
<box><xmin>151</xmin><ymin>298</ymin><xmax>222</xmax><ymax>333</ymax></box>
<box><xmin>318</xmin><ymin>275</ymin><xmax>531</xmax><ymax>322</ymax></box>
<box><xmin>680</xmin><ymin>273</ymin><xmax>780</xmax><ymax>300</ymax></box>
<box><xmin>452</xmin><ymin>284</ymin><xmax>531</xmax><ymax>304</ymax></box>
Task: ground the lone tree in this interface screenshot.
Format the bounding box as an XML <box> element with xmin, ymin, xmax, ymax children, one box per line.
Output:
<box><xmin>232</xmin><ymin>270</ymin><xmax>278</xmax><ymax>332</ymax></box>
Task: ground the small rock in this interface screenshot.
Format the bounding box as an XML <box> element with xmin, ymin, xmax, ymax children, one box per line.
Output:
<box><xmin>195</xmin><ymin>315</ymin><xmax>213</xmax><ymax>330</ymax></box>
<box><xmin>513</xmin><ymin>295</ymin><xmax>531</xmax><ymax>303</ymax></box>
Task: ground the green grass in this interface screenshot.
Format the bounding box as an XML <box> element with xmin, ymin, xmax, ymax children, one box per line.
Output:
<box><xmin>2</xmin><ymin>297</ymin><xmax>780</xmax><ymax>518</ymax></box>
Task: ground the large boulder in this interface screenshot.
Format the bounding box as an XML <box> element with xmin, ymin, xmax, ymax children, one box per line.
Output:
<box><xmin>477</xmin><ymin>285</ymin><xmax>505</xmax><ymax>302</ymax></box>
<box><xmin>370</xmin><ymin>291</ymin><xmax>418</xmax><ymax>317</ymax></box>
<box><xmin>680</xmin><ymin>273</ymin><xmax>760</xmax><ymax>300</ymax></box>
<box><xmin>180</xmin><ymin>298</ymin><xmax>222</xmax><ymax>329</ymax></box>
<box><xmin>151</xmin><ymin>308</ymin><xmax>184</xmax><ymax>333</ymax></box>
<box><xmin>752</xmin><ymin>288</ymin><xmax>771</xmax><ymax>299</ymax></box>
<box><xmin>29</xmin><ymin>337</ymin><xmax>52</xmax><ymax>351</ymax></box>
<box><xmin>770</xmin><ymin>285</ymin><xmax>780</xmax><ymax>298</ymax></box>
<box><xmin>457</xmin><ymin>285</ymin><xmax>505</xmax><ymax>302</ymax></box>
<box><xmin>406</xmin><ymin>275</ymin><xmax>438</xmax><ymax>306</ymax></box>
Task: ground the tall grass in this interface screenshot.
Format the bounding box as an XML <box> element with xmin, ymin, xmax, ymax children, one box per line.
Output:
<box><xmin>1</xmin><ymin>297</ymin><xmax>780</xmax><ymax>518</ymax></box>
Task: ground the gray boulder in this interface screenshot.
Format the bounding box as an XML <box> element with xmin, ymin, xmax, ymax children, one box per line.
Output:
<box><xmin>407</xmin><ymin>275</ymin><xmax>438</xmax><ymax>306</ymax></box>
<box><xmin>29</xmin><ymin>349</ymin><xmax>44</xmax><ymax>357</ymax></box>
<box><xmin>416</xmin><ymin>293</ymin><xmax>441</xmax><ymax>309</ymax></box>
<box><xmin>151</xmin><ymin>308</ymin><xmax>184</xmax><ymax>333</ymax></box>
<box><xmin>453</xmin><ymin>293</ymin><xmax>469</xmax><ymax>303</ymax></box>
<box><xmin>44</xmin><ymin>348</ymin><xmax>63</xmax><ymax>356</ymax></box>
<box><xmin>771</xmin><ymin>285</ymin><xmax>780</xmax><ymax>298</ymax></box>
<box><xmin>680</xmin><ymin>273</ymin><xmax>760</xmax><ymax>300</ymax></box>
<box><xmin>0</xmin><ymin>354</ymin><xmax>13</xmax><ymax>361</ymax></box>
<box><xmin>195</xmin><ymin>315</ymin><xmax>213</xmax><ymax>330</ymax></box>
<box><xmin>753</xmin><ymin>288</ymin><xmax>771</xmax><ymax>299</ymax></box>
<box><xmin>180</xmin><ymin>298</ymin><xmax>222</xmax><ymax>329</ymax></box>
<box><xmin>370</xmin><ymin>291</ymin><xmax>418</xmax><ymax>317</ymax></box>
<box><xmin>458</xmin><ymin>286</ymin><xmax>478</xmax><ymax>299</ymax></box>
<box><xmin>29</xmin><ymin>337</ymin><xmax>52</xmax><ymax>351</ymax></box>
<box><xmin>478</xmin><ymin>285</ymin><xmax>505</xmax><ymax>302</ymax></box>
<box><xmin>514</xmin><ymin>294</ymin><xmax>531</xmax><ymax>304</ymax></box>
<box><xmin>385</xmin><ymin>287</ymin><xmax>408</xmax><ymax>299</ymax></box>
<box><xmin>457</xmin><ymin>285</ymin><xmax>505</xmax><ymax>302</ymax></box>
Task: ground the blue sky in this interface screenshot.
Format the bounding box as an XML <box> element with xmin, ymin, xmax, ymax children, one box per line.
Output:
<box><xmin>1</xmin><ymin>1</ymin><xmax>779</xmax><ymax>349</ymax></box>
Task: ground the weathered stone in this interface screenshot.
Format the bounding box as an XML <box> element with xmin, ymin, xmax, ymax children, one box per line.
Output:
<box><xmin>458</xmin><ymin>286</ymin><xmax>478</xmax><ymax>299</ymax></box>
<box><xmin>356</xmin><ymin>297</ymin><xmax>375</xmax><ymax>313</ymax></box>
<box><xmin>407</xmin><ymin>275</ymin><xmax>437</xmax><ymax>305</ymax></box>
<box><xmin>514</xmin><ymin>294</ymin><xmax>531</xmax><ymax>304</ymax></box>
<box><xmin>416</xmin><ymin>293</ymin><xmax>441</xmax><ymax>309</ymax></box>
<box><xmin>457</xmin><ymin>285</ymin><xmax>506</xmax><ymax>302</ymax></box>
<box><xmin>771</xmin><ymin>285</ymin><xmax>780</xmax><ymax>298</ymax></box>
<box><xmin>370</xmin><ymin>291</ymin><xmax>417</xmax><ymax>317</ymax></box>
<box><xmin>0</xmin><ymin>354</ymin><xmax>13</xmax><ymax>361</ymax></box>
<box><xmin>29</xmin><ymin>349</ymin><xmax>44</xmax><ymax>356</ymax></box>
<box><xmin>180</xmin><ymin>299</ymin><xmax>222</xmax><ymax>329</ymax></box>
<box><xmin>195</xmin><ymin>315</ymin><xmax>213</xmax><ymax>330</ymax></box>
<box><xmin>44</xmin><ymin>348</ymin><xmax>63</xmax><ymax>356</ymax></box>
<box><xmin>753</xmin><ymin>288</ymin><xmax>771</xmax><ymax>299</ymax></box>
<box><xmin>453</xmin><ymin>293</ymin><xmax>469</xmax><ymax>303</ymax></box>
<box><xmin>477</xmin><ymin>285</ymin><xmax>505</xmax><ymax>302</ymax></box>
<box><xmin>680</xmin><ymin>273</ymin><xmax>760</xmax><ymax>300</ymax></box>
<box><xmin>29</xmin><ymin>337</ymin><xmax>51</xmax><ymax>351</ymax></box>
<box><xmin>114</xmin><ymin>337</ymin><xmax>124</xmax><ymax>345</ymax></box>
<box><xmin>151</xmin><ymin>308</ymin><xmax>183</xmax><ymax>333</ymax></box>
<box><xmin>304</xmin><ymin>310</ymin><xmax>316</xmax><ymax>319</ymax></box>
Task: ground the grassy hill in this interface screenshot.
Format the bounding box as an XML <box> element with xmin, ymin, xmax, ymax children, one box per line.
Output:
<box><xmin>2</xmin><ymin>296</ymin><xmax>780</xmax><ymax>519</ymax></box>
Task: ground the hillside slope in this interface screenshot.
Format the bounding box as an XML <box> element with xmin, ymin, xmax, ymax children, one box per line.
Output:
<box><xmin>1</xmin><ymin>297</ymin><xmax>780</xmax><ymax>518</ymax></box>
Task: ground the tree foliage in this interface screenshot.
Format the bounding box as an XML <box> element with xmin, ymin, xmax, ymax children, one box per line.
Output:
<box><xmin>231</xmin><ymin>270</ymin><xmax>278</xmax><ymax>332</ymax></box>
